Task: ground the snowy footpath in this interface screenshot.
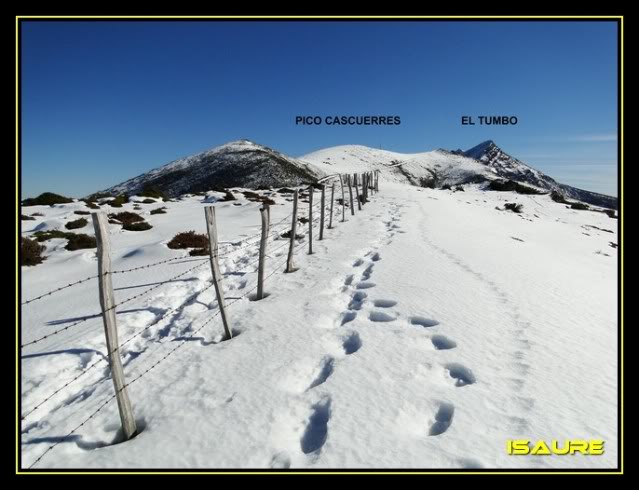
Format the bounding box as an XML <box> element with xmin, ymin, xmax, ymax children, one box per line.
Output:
<box><xmin>20</xmin><ymin>183</ymin><xmax>618</xmax><ymax>469</ymax></box>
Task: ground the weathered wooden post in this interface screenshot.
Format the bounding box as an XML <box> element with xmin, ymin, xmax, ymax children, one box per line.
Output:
<box><xmin>204</xmin><ymin>207</ymin><xmax>233</xmax><ymax>340</ymax></box>
<box><xmin>92</xmin><ymin>213</ymin><xmax>137</xmax><ymax>440</ymax></box>
<box><xmin>328</xmin><ymin>183</ymin><xmax>335</xmax><ymax>229</ymax></box>
<box><xmin>347</xmin><ymin>175</ymin><xmax>355</xmax><ymax>215</ymax></box>
<box><xmin>256</xmin><ymin>203</ymin><xmax>270</xmax><ymax>300</ymax></box>
<box><xmin>376</xmin><ymin>170</ymin><xmax>380</xmax><ymax>192</ymax></box>
<box><xmin>339</xmin><ymin>175</ymin><xmax>346</xmax><ymax>222</ymax></box>
<box><xmin>319</xmin><ymin>184</ymin><xmax>326</xmax><ymax>240</ymax></box>
<box><xmin>285</xmin><ymin>189</ymin><xmax>298</xmax><ymax>273</ymax></box>
<box><xmin>363</xmin><ymin>173</ymin><xmax>368</xmax><ymax>204</ymax></box>
<box><xmin>354</xmin><ymin>174</ymin><xmax>362</xmax><ymax>211</ymax></box>
<box><xmin>308</xmin><ymin>185</ymin><xmax>314</xmax><ymax>254</ymax></box>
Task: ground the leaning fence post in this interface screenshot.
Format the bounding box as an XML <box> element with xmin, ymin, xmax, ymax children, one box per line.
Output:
<box><xmin>347</xmin><ymin>175</ymin><xmax>355</xmax><ymax>215</ymax></box>
<box><xmin>308</xmin><ymin>185</ymin><xmax>314</xmax><ymax>254</ymax></box>
<box><xmin>354</xmin><ymin>174</ymin><xmax>362</xmax><ymax>211</ymax></box>
<box><xmin>257</xmin><ymin>203</ymin><xmax>270</xmax><ymax>300</ymax></box>
<box><xmin>286</xmin><ymin>189</ymin><xmax>299</xmax><ymax>273</ymax></box>
<box><xmin>339</xmin><ymin>175</ymin><xmax>346</xmax><ymax>222</ymax></box>
<box><xmin>328</xmin><ymin>183</ymin><xmax>335</xmax><ymax>229</ymax></box>
<box><xmin>364</xmin><ymin>173</ymin><xmax>368</xmax><ymax>203</ymax></box>
<box><xmin>204</xmin><ymin>206</ymin><xmax>232</xmax><ymax>340</ymax></box>
<box><xmin>363</xmin><ymin>173</ymin><xmax>368</xmax><ymax>203</ymax></box>
<box><xmin>319</xmin><ymin>184</ymin><xmax>326</xmax><ymax>240</ymax></box>
<box><xmin>92</xmin><ymin>212</ymin><xmax>137</xmax><ymax>440</ymax></box>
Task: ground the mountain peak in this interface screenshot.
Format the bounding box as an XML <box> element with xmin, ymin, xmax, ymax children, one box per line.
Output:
<box><xmin>464</xmin><ymin>140</ymin><xmax>498</xmax><ymax>159</ymax></box>
<box><xmin>101</xmin><ymin>139</ymin><xmax>322</xmax><ymax>197</ymax></box>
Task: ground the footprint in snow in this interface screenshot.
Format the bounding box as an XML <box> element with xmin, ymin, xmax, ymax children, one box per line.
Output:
<box><xmin>348</xmin><ymin>291</ymin><xmax>367</xmax><ymax>310</ymax></box>
<box><xmin>300</xmin><ymin>397</ymin><xmax>332</xmax><ymax>455</ymax></box>
<box><xmin>369</xmin><ymin>310</ymin><xmax>397</xmax><ymax>322</ymax></box>
<box><xmin>431</xmin><ymin>334</ymin><xmax>457</xmax><ymax>350</ymax></box>
<box><xmin>428</xmin><ymin>402</ymin><xmax>455</xmax><ymax>436</ymax></box>
<box><xmin>410</xmin><ymin>316</ymin><xmax>439</xmax><ymax>328</ymax></box>
<box><xmin>356</xmin><ymin>281</ymin><xmax>376</xmax><ymax>290</ymax></box>
<box><xmin>372</xmin><ymin>299</ymin><xmax>397</xmax><ymax>308</ymax></box>
<box><xmin>340</xmin><ymin>331</ymin><xmax>362</xmax><ymax>355</ymax></box>
<box><xmin>361</xmin><ymin>264</ymin><xmax>374</xmax><ymax>280</ymax></box>
<box><xmin>445</xmin><ymin>363</ymin><xmax>476</xmax><ymax>387</ymax></box>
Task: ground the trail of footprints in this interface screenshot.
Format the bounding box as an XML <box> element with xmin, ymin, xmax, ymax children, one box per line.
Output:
<box><xmin>269</xmin><ymin>202</ymin><xmax>476</xmax><ymax>467</ymax></box>
<box><xmin>270</xmin><ymin>252</ymin><xmax>476</xmax><ymax>468</ymax></box>
<box><xmin>344</xmin><ymin>250</ymin><xmax>476</xmax><ymax>438</ymax></box>
<box><xmin>424</xmin><ymin>238</ymin><xmax>535</xmax><ymax>419</ymax></box>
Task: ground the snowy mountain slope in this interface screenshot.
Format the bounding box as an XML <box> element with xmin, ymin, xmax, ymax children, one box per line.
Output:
<box><xmin>20</xmin><ymin>182</ymin><xmax>618</xmax><ymax>469</ymax></box>
<box><xmin>302</xmin><ymin>142</ymin><xmax>617</xmax><ymax>210</ymax></box>
<box><xmin>301</xmin><ymin>145</ymin><xmax>497</xmax><ymax>187</ymax></box>
<box><xmin>101</xmin><ymin>140</ymin><xmax>324</xmax><ymax>198</ymax></box>
<box><xmin>97</xmin><ymin>139</ymin><xmax>616</xmax><ymax>211</ymax></box>
<box><xmin>463</xmin><ymin>140</ymin><xmax>618</xmax><ymax>209</ymax></box>
<box><xmin>464</xmin><ymin>140</ymin><xmax>557</xmax><ymax>188</ymax></box>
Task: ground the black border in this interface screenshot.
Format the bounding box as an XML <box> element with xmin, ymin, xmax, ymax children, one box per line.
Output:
<box><xmin>16</xmin><ymin>15</ymin><xmax>624</xmax><ymax>475</ymax></box>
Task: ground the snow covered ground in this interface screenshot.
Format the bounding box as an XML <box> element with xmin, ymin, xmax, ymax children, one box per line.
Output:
<box><xmin>20</xmin><ymin>182</ymin><xmax>618</xmax><ymax>469</ymax></box>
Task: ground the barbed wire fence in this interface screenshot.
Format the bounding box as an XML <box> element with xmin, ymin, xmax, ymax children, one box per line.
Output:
<box><xmin>20</xmin><ymin>171</ymin><xmax>380</xmax><ymax>469</ymax></box>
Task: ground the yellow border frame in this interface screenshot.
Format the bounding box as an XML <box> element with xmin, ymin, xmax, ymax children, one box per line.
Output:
<box><xmin>15</xmin><ymin>14</ymin><xmax>624</xmax><ymax>476</ymax></box>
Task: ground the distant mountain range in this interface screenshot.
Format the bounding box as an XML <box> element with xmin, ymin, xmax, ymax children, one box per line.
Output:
<box><xmin>98</xmin><ymin>139</ymin><xmax>617</xmax><ymax>209</ymax></box>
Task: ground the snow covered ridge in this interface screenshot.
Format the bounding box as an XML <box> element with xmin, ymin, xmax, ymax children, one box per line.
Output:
<box><xmin>21</xmin><ymin>179</ymin><xmax>618</xmax><ymax>469</ymax></box>
<box><xmin>461</xmin><ymin>140</ymin><xmax>617</xmax><ymax>209</ymax></box>
<box><xmin>102</xmin><ymin>140</ymin><xmax>325</xmax><ymax>198</ymax></box>
<box><xmin>97</xmin><ymin>139</ymin><xmax>616</xmax><ymax>209</ymax></box>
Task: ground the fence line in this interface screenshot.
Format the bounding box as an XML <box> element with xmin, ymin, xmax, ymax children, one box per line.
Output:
<box><xmin>111</xmin><ymin>255</ymin><xmax>203</xmax><ymax>275</ymax></box>
<box><xmin>21</xmin><ymin>279</ymin><xmax>219</xmax><ymax>421</ymax></box>
<box><xmin>22</xmin><ymin>220</ymin><xmax>319</xmax><ymax>419</ymax></box>
<box><xmin>21</xmin><ymin>260</ymin><xmax>210</xmax><ymax>348</ymax></box>
<box><xmin>22</xmin><ymin>174</ymin><xmax>380</xmax><ymax>468</ymax></box>
<box><xmin>21</xmin><ymin>275</ymin><xmax>99</xmax><ymax>306</ymax></box>
<box><xmin>22</xmin><ymin>255</ymin><xmax>206</xmax><ymax>307</ymax></box>
<box><xmin>27</xmin><ymin>253</ymin><xmax>294</xmax><ymax>469</ymax></box>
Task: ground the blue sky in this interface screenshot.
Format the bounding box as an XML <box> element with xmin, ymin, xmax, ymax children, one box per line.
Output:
<box><xmin>21</xmin><ymin>20</ymin><xmax>618</xmax><ymax>197</ymax></box>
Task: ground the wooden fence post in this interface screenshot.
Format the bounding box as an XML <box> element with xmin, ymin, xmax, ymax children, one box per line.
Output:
<box><xmin>363</xmin><ymin>173</ymin><xmax>368</xmax><ymax>203</ymax></box>
<box><xmin>308</xmin><ymin>185</ymin><xmax>314</xmax><ymax>254</ymax></box>
<box><xmin>328</xmin><ymin>183</ymin><xmax>335</xmax><ymax>229</ymax></box>
<box><xmin>376</xmin><ymin>170</ymin><xmax>379</xmax><ymax>192</ymax></box>
<box><xmin>257</xmin><ymin>203</ymin><xmax>270</xmax><ymax>300</ymax></box>
<box><xmin>347</xmin><ymin>175</ymin><xmax>355</xmax><ymax>215</ymax></box>
<box><xmin>204</xmin><ymin>207</ymin><xmax>233</xmax><ymax>340</ymax></box>
<box><xmin>286</xmin><ymin>189</ymin><xmax>298</xmax><ymax>273</ymax></box>
<box><xmin>339</xmin><ymin>175</ymin><xmax>346</xmax><ymax>222</ymax></box>
<box><xmin>319</xmin><ymin>184</ymin><xmax>325</xmax><ymax>240</ymax></box>
<box><xmin>92</xmin><ymin>213</ymin><xmax>137</xmax><ymax>440</ymax></box>
<box><xmin>354</xmin><ymin>174</ymin><xmax>362</xmax><ymax>211</ymax></box>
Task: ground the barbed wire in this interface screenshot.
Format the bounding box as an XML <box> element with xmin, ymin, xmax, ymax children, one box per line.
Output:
<box><xmin>21</xmin><ymin>261</ymin><xmax>209</xmax><ymax>349</ymax></box>
<box><xmin>110</xmin><ymin>255</ymin><xmax>206</xmax><ymax>274</ymax></box>
<box><xmin>21</xmin><ymin>256</ymin><xmax>209</xmax><ymax>308</ymax></box>
<box><xmin>25</xmin><ymin>243</ymin><xmax>298</xmax><ymax>424</ymax></box>
<box><xmin>21</xmin><ymin>275</ymin><xmax>99</xmax><ymax>306</ymax></box>
<box><xmin>26</xmin><ymin>257</ymin><xmax>290</xmax><ymax>469</ymax></box>
<box><xmin>21</xmin><ymin>279</ymin><xmax>217</xmax><ymax>421</ymax></box>
<box><xmin>27</xmin><ymin>392</ymin><xmax>117</xmax><ymax>469</ymax></box>
<box><xmin>20</xmin><ymin>213</ymin><xmax>317</xmax><ymax>348</ymax></box>
<box><xmin>23</xmin><ymin>185</ymin><xmax>373</xmax><ymax>467</ymax></box>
